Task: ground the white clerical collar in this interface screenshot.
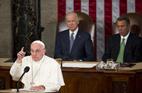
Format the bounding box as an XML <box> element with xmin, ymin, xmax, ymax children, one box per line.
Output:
<box><xmin>69</xmin><ymin>27</ymin><xmax>78</xmax><ymax>38</ymax></box>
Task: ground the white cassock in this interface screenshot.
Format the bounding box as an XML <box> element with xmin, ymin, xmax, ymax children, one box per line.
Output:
<box><xmin>10</xmin><ymin>55</ymin><xmax>65</xmax><ymax>92</ymax></box>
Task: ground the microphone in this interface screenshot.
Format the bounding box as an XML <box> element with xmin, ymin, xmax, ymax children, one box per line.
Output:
<box><xmin>16</xmin><ymin>66</ymin><xmax>30</xmax><ymax>92</ymax></box>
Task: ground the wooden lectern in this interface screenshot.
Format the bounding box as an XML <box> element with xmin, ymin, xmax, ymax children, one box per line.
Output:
<box><xmin>0</xmin><ymin>89</ymin><xmax>58</xmax><ymax>93</ymax></box>
<box><xmin>0</xmin><ymin>58</ymin><xmax>142</xmax><ymax>93</ymax></box>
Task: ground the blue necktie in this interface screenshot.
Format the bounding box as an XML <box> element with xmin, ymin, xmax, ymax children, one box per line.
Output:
<box><xmin>70</xmin><ymin>33</ymin><xmax>74</xmax><ymax>52</ymax></box>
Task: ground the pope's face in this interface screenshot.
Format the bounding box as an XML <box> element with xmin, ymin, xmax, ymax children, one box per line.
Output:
<box><xmin>30</xmin><ymin>43</ymin><xmax>45</xmax><ymax>61</ymax></box>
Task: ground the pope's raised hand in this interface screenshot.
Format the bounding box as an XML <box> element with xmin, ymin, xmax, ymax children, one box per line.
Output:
<box><xmin>17</xmin><ymin>47</ymin><xmax>26</xmax><ymax>63</ymax></box>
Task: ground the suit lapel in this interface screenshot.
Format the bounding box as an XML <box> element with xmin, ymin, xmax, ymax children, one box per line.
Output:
<box><xmin>125</xmin><ymin>33</ymin><xmax>132</xmax><ymax>48</ymax></box>
<box><xmin>115</xmin><ymin>35</ymin><xmax>121</xmax><ymax>58</ymax></box>
<box><xmin>64</xmin><ymin>30</ymin><xmax>70</xmax><ymax>53</ymax></box>
<box><xmin>116</xmin><ymin>33</ymin><xmax>132</xmax><ymax>61</ymax></box>
<box><xmin>124</xmin><ymin>33</ymin><xmax>132</xmax><ymax>58</ymax></box>
<box><xmin>70</xmin><ymin>31</ymin><xmax>81</xmax><ymax>53</ymax></box>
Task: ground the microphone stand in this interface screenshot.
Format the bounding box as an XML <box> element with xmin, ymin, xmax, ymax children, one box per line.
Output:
<box><xmin>16</xmin><ymin>72</ymin><xmax>26</xmax><ymax>92</ymax></box>
<box><xmin>16</xmin><ymin>66</ymin><xmax>30</xmax><ymax>92</ymax></box>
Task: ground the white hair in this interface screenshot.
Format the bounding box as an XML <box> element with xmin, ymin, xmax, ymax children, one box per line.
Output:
<box><xmin>65</xmin><ymin>12</ymin><xmax>79</xmax><ymax>24</ymax></box>
<box><xmin>31</xmin><ymin>40</ymin><xmax>45</xmax><ymax>49</ymax></box>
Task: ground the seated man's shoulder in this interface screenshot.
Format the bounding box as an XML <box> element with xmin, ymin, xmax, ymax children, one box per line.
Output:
<box><xmin>80</xmin><ymin>30</ymin><xmax>90</xmax><ymax>34</ymax></box>
<box><xmin>112</xmin><ymin>33</ymin><xmax>119</xmax><ymax>37</ymax></box>
<box><xmin>109</xmin><ymin>34</ymin><xmax>119</xmax><ymax>39</ymax></box>
<box><xmin>57</xmin><ymin>30</ymin><xmax>69</xmax><ymax>38</ymax></box>
<box><xmin>129</xmin><ymin>33</ymin><xmax>142</xmax><ymax>43</ymax></box>
<box><xmin>58</xmin><ymin>30</ymin><xmax>68</xmax><ymax>34</ymax></box>
<box><xmin>79</xmin><ymin>31</ymin><xmax>91</xmax><ymax>38</ymax></box>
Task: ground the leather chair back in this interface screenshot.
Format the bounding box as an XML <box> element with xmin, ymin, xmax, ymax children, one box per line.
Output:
<box><xmin>113</xmin><ymin>13</ymin><xmax>142</xmax><ymax>37</ymax></box>
<box><xmin>58</xmin><ymin>12</ymin><xmax>95</xmax><ymax>42</ymax></box>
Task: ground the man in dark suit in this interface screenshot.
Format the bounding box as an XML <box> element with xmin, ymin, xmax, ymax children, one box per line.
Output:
<box><xmin>55</xmin><ymin>12</ymin><xmax>95</xmax><ymax>61</ymax></box>
<box><xmin>102</xmin><ymin>16</ymin><xmax>142</xmax><ymax>63</ymax></box>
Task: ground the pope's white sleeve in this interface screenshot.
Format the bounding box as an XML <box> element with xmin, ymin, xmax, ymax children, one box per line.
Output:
<box><xmin>10</xmin><ymin>62</ymin><xmax>22</xmax><ymax>81</ymax></box>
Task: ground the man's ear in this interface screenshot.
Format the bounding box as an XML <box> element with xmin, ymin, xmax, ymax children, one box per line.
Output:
<box><xmin>43</xmin><ymin>49</ymin><xmax>46</xmax><ymax>55</ymax></box>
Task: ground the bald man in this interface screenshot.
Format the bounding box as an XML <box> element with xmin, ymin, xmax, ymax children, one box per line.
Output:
<box><xmin>10</xmin><ymin>40</ymin><xmax>65</xmax><ymax>92</ymax></box>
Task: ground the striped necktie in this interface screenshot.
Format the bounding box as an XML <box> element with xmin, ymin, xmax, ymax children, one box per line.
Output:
<box><xmin>70</xmin><ymin>32</ymin><xmax>74</xmax><ymax>52</ymax></box>
<box><xmin>116</xmin><ymin>38</ymin><xmax>125</xmax><ymax>63</ymax></box>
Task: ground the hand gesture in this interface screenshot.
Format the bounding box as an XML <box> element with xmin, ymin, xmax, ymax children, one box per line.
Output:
<box><xmin>30</xmin><ymin>85</ymin><xmax>45</xmax><ymax>91</ymax></box>
<box><xmin>16</xmin><ymin>47</ymin><xmax>26</xmax><ymax>63</ymax></box>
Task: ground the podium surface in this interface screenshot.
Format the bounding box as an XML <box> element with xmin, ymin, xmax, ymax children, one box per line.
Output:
<box><xmin>0</xmin><ymin>58</ymin><xmax>142</xmax><ymax>93</ymax></box>
<box><xmin>0</xmin><ymin>89</ymin><xmax>58</xmax><ymax>93</ymax></box>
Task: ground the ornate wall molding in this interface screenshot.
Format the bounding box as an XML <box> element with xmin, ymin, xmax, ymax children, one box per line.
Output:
<box><xmin>12</xmin><ymin>0</ymin><xmax>43</xmax><ymax>59</ymax></box>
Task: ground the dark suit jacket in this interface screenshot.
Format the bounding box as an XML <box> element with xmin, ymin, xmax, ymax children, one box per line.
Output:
<box><xmin>102</xmin><ymin>33</ymin><xmax>142</xmax><ymax>63</ymax></box>
<box><xmin>54</xmin><ymin>29</ymin><xmax>95</xmax><ymax>61</ymax></box>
